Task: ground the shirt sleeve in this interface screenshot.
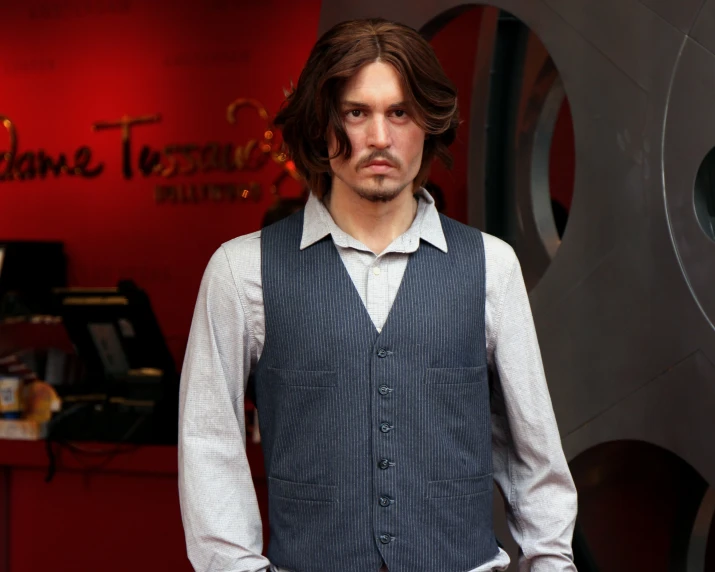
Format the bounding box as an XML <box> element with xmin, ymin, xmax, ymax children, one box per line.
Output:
<box><xmin>178</xmin><ymin>245</ymin><xmax>271</xmax><ymax>572</ymax></box>
<box><xmin>489</xmin><ymin>252</ymin><xmax>578</xmax><ymax>572</ymax></box>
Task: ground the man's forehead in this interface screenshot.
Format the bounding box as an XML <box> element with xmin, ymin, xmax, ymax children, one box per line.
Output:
<box><xmin>340</xmin><ymin>61</ymin><xmax>405</xmax><ymax>102</ymax></box>
<box><xmin>340</xmin><ymin>99</ymin><xmax>407</xmax><ymax>109</ymax></box>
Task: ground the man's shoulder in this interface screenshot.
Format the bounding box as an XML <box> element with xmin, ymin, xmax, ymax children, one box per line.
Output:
<box><xmin>438</xmin><ymin>215</ymin><xmax>517</xmax><ymax>266</ymax></box>
<box><xmin>200</xmin><ymin>230</ymin><xmax>264</xmax><ymax>296</ymax></box>
<box><xmin>443</xmin><ymin>225</ymin><xmax>519</xmax><ymax>304</ymax></box>
<box><xmin>480</xmin><ymin>231</ymin><xmax>517</xmax><ymax>267</ymax></box>
<box><xmin>220</xmin><ymin>229</ymin><xmax>263</xmax><ymax>259</ymax></box>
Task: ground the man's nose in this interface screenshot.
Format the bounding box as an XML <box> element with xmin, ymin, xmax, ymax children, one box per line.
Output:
<box><xmin>367</xmin><ymin>116</ymin><xmax>391</xmax><ymax>148</ymax></box>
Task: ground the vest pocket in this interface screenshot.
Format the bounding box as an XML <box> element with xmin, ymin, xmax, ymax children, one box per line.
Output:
<box><xmin>424</xmin><ymin>365</ymin><xmax>491</xmax><ymax>482</ymax></box>
<box><xmin>268</xmin><ymin>367</ymin><xmax>336</xmax><ymax>387</ymax></box>
<box><xmin>427</xmin><ymin>473</ymin><xmax>492</xmax><ymax>498</ymax></box>
<box><xmin>265</xmin><ymin>368</ymin><xmax>337</xmax><ymax>486</ymax></box>
<box><xmin>424</xmin><ymin>365</ymin><xmax>486</xmax><ymax>385</ymax></box>
<box><xmin>425</xmin><ymin>476</ymin><xmax>496</xmax><ymax>566</ymax></box>
<box><xmin>268</xmin><ymin>476</ymin><xmax>337</xmax><ymax>503</ymax></box>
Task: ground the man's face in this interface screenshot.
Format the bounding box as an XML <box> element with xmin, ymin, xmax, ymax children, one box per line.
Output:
<box><xmin>327</xmin><ymin>61</ymin><xmax>426</xmax><ymax>202</ymax></box>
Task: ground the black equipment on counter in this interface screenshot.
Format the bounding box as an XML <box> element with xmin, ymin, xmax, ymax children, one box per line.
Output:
<box><xmin>53</xmin><ymin>280</ymin><xmax>176</xmax><ymax>384</ymax></box>
<box><xmin>50</xmin><ymin>280</ymin><xmax>178</xmax><ymax>444</ymax></box>
<box><xmin>0</xmin><ymin>241</ymin><xmax>67</xmax><ymax>318</ymax></box>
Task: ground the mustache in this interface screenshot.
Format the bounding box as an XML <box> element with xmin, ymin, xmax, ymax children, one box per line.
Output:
<box><xmin>355</xmin><ymin>150</ymin><xmax>402</xmax><ymax>170</ymax></box>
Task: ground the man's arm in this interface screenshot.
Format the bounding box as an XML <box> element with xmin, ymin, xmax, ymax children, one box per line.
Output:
<box><xmin>178</xmin><ymin>246</ymin><xmax>271</xmax><ymax>572</ymax></box>
<box><xmin>489</xmin><ymin>251</ymin><xmax>578</xmax><ymax>572</ymax></box>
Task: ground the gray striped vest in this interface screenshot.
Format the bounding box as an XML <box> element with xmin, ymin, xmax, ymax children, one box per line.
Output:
<box><xmin>254</xmin><ymin>209</ymin><xmax>498</xmax><ymax>572</ymax></box>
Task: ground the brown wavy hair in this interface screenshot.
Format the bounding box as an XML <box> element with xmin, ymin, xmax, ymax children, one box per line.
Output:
<box><xmin>273</xmin><ymin>18</ymin><xmax>459</xmax><ymax>199</ymax></box>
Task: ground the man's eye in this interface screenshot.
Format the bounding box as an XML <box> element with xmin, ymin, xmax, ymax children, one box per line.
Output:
<box><xmin>392</xmin><ymin>109</ymin><xmax>406</xmax><ymax>118</ymax></box>
<box><xmin>348</xmin><ymin>110</ymin><xmax>362</xmax><ymax>118</ymax></box>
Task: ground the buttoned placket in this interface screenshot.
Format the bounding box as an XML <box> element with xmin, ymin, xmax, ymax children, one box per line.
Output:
<box><xmin>374</xmin><ymin>340</ymin><xmax>396</xmax><ymax>552</ymax></box>
<box><xmin>370</xmin><ymin>250</ymin><xmax>399</xmax><ymax>555</ymax></box>
<box><xmin>321</xmin><ymin>206</ymin><xmax>429</xmax><ymax>561</ymax></box>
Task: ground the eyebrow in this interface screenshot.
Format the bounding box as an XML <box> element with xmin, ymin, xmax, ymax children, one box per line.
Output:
<box><xmin>341</xmin><ymin>100</ymin><xmax>408</xmax><ymax>109</ymax></box>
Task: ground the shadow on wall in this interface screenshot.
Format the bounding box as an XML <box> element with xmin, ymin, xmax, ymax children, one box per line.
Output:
<box><xmin>569</xmin><ymin>440</ymin><xmax>715</xmax><ymax>572</ymax></box>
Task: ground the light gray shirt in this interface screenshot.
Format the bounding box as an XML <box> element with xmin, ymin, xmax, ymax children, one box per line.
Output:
<box><xmin>178</xmin><ymin>189</ymin><xmax>578</xmax><ymax>572</ymax></box>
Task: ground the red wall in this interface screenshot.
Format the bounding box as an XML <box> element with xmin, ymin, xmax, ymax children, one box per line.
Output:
<box><xmin>0</xmin><ymin>1</ymin><xmax>321</xmax><ymax>365</ymax></box>
<box><xmin>0</xmin><ymin>4</ymin><xmax>320</xmax><ymax>569</ymax></box>
<box><xmin>428</xmin><ymin>7</ymin><xmax>484</xmax><ymax>223</ymax></box>
<box><xmin>550</xmin><ymin>99</ymin><xmax>575</xmax><ymax>211</ymax></box>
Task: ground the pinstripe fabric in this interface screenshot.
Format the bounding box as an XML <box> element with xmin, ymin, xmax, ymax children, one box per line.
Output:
<box><xmin>254</xmin><ymin>210</ymin><xmax>498</xmax><ymax>572</ymax></box>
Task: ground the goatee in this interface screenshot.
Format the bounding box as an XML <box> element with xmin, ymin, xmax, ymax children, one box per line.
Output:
<box><xmin>352</xmin><ymin>179</ymin><xmax>409</xmax><ymax>203</ymax></box>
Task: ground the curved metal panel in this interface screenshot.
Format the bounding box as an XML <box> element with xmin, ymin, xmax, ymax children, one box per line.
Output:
<box><xmin>513</xmin><ymin>45</ymin><xmax>561</xmax><ymax>286</ymax></box>
<box><xmin>543</xmin><ymin>0</ymin><xmax>686</xmax><ymax>92</ymax></box>
<box><xmin>529</xmin><ymin>73</ymin><xmax>564</xmax><ymax>260</ymax></box>
<box><xmin>663</xmin><ymin>38</ymin><xmax>715</xmax><ymax>330</ymax></box>
<box><xmin>562</xmin><ymin>350</ymin><xmax>715</xmax><ymax>486</ymax></box>
<box><xmin>641</xmin><ymin>0</ymin><xmax>706</xmax><ymax>33</ymax></box>
<box><xmin>691</xmin><ymin>0</ymin><xmax>715</xmax><ymax>56</ymax></box>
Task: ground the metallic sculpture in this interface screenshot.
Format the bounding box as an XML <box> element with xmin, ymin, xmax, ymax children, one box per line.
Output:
<box><xmin>318</xmin><ymin>2</ymin><xmax>715</xmax><ymax>570</ymax></box>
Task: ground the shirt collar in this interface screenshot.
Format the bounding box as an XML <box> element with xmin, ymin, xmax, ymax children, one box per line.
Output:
<box><xmin>300</xmin><ymin>187</ymin><xmax>448</xmax><ymax>254</ymax></box>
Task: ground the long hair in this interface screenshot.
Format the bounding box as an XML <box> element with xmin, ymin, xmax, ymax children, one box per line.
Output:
<box><xmin>273</xmin><ymin>18</ymin><xmax>459</xmax><ymax>199</ymax></box>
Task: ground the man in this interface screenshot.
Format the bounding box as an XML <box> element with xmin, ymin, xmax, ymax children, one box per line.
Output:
<box><xmin>179</xmin><ymin>18</ymin><xmax>577</xmax><ymax>572</ymax></box>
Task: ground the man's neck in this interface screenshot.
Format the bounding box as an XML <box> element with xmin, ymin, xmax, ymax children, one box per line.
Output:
<box><xmin>324</xmin><ymin>183</ymin><xmax>419</xmax><ymax>255</ymax></box>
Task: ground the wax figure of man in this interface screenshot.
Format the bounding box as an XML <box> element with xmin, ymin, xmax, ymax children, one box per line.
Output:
<box><xmin>179</xmin><ymin>18</ymin><xmax>578</xmax><ymax>572</ymax></box>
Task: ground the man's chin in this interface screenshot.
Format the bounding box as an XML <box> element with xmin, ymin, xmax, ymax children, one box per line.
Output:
<box><xmin>352</xmin><ymin>182</ymin><xmax>409</xmax><ymax>203</ymax></box>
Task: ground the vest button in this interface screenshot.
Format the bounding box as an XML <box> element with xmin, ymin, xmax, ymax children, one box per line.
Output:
<box><xmin>378</xmin><ymin>385</ymin><xmax>391</xmax><ymax>396</ymax></box>
<box><xmin>379</xmin><ymin>534</ymin><xmax>394</xmax><ymax>544</ymax></box>
<box><xmin>378</xmin><ymin>458</ymin><xmax>391</xmax><ymax>470</ymax></box>
<box><xmin>377</xmin><ymin>348</ymin><xmax>388</xmax><ymax>358</ymax></box>
<box><xmin>380</xmin><ymin>422</ymin><xmax>393</xmax><ymax>433</ymax></box>
<box><xmin>379</xmin><ymin>496</ymin><xmax>392</xmax><ymax>507</ymax></box>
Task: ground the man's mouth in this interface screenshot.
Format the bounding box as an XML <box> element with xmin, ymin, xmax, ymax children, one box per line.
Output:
<box><xmin>363</xmin><ymin>160</ymin><xmax>395</xmax><ymax>171</ymax></box>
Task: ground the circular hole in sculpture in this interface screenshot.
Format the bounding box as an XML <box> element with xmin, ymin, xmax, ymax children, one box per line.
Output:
<box><xmin>694</xmin><ymin>146</ymin><xmax>715</xmax><ymax>241</ymax></box>
<box><xmin>422</xmin><ymin>6</ymin><xmax>576</xmax><ymax>289</ymax></box>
